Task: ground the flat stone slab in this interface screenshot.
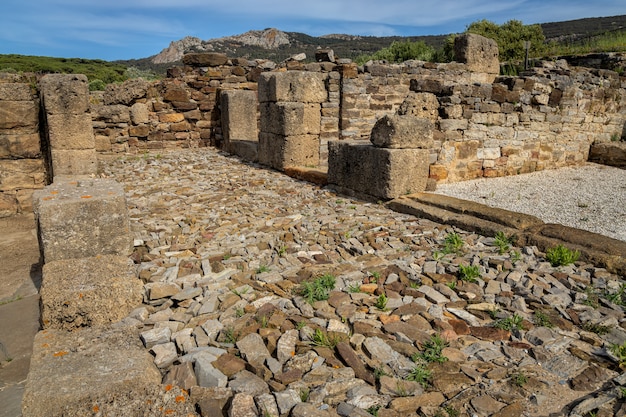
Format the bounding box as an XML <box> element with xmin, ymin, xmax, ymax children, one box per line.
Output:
<box><xmin>40</xmin><ymin>254</ymin><xmax>142</xmax><ymax>330</ymax></box>
<box><xmin>21</xmin><ymin>326</ymin><xmax>162</xmax><ymax>417</ymax></box>
<box><xmin>33</xmin><ymin>178</ymin><xmax>132</xmax><ymax>263</ymax></box>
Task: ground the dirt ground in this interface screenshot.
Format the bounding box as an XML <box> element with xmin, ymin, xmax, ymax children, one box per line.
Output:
<box><xmin>0</xmin><ymin>214</ymin><xmax>42</xmax><ymax>417</ymax></box>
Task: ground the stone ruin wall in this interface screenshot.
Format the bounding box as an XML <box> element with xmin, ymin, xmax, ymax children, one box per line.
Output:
<box><xmin>0</xmin><ymin>73</ymin><xmax>47</xmax><ymax>217</ymax></box>
<box><xmin>0</xmin><ymin>43</ymin><xmax>625</xmax><ymax>216</ymax></box>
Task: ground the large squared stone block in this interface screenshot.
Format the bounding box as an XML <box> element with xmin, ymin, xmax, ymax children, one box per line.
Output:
<box><xmin>33</xmin><ymin>179</ymin><xmax>132</xmax><ymax>263</ymax></box>
<box><xmin>258</xmin><ymin>132</ymin><xmax>319</xmax><ymax>170</ymax></box>
<box><xmin>50</xmin><ymin>149</ymin><xmax>98</xmax><ymax>177</ymax></box>
<box><xmin>39</xmin><ymin>74</ymin><xmax>90</xmax><ymax>115</ymax></box>
<box><xmin>46</xmin><ymin>113</ymin><xmax>95</xmax><ymax>150</ymax></box>
<box><xmin>0</xmin><ymin>100</ymin><xmax>39</xmax><ymax>131</ymax></box>
<box><xmin>22</xmin><ymin>326</ymin><xmax>162</xmax><ymax>417</ymax></box>
<box><xmin>221</xmin><ymin>89</ymin><xmax>258</xmax><ymax>142</ymax></box>
<box><xmin>258</xmin><ymin>71</ymin><xmax>326</xmax><ymax>103</ymax></box>
<box><xmin>370</xmin><ymin>115</ymin><xmax>434</xmax><ymax>149</ymax></box>
<box><xmin>40</xmin><ymin>255</ymin><xmax>143</xmax><ymax>330</ymax></box>
<box><xmin>328</xmin><ymin>141</ymin><xmax>430</xmax><ymax>200</ymax></box>
<box><xmin>260</xmin><ymin>102</ymin><xmax>321</xmax><ymax>136</ymax></box>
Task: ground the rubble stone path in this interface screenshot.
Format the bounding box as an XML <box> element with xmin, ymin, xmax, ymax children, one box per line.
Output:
<box><xmin>100</xmin><ymin>148</ymin><xmax>626</xmax><ymax>417</ymax></box>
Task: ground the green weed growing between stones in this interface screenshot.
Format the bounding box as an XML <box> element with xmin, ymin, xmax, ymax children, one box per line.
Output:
<box><xmin>494</xmin><ymin>313</ymin><xmax>524</xmax><ymax>331</ymax></box>
<box><xmin>494</xmin><ymin>231</ymin><xmax>512</xmax><ymax>254</ymax></box>
<box><xmin>406</xmin><ymin>363</ymin><xmax>432</xmax><ymax>388</ymax></box>
<box><xmin>458</xmin><ymin>264</ymin><xmax>480</xmax><ymax>283</ymax></box>
<box><xmin>375</xmin><ymin>293</ymin><xmax>388</xmax><ymax>311</ymax></box>
<box><xmin>545</xmin><ymin>244</ymin><xmax>580</xmax><ymax>267</ymax></box>
<box><xmin>299</xmin><ymin>274</ymin><xmax>336</xmax><ymax>304</ymax></box>
<box><xmin>412</xmin><ymin>333</ymin><xmax>449</xmax><ymax>364</ymax></box>
<box><xmin>610</xmin><ymin>342</ymin><xmax>626</xmax><ymax>368</ymax></box>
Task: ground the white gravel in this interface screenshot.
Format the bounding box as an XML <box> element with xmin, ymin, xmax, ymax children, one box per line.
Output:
<box><xmin>433</xmin><ymin>163</ymin><xmax>626</xmax><ymax>242</ymax></box>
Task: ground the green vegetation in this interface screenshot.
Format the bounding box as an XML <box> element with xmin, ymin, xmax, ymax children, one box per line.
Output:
<box><xmin>311</xmin><ymin>328</ymin><xmax>344</xmax><ymax>348</ymax></box>
<box><xmin>582</xmin><ymin>322</ymin><xmax>612</xmax><ymax>335</ymax></box>
<box><xmin>544</xmin><ymin>29</ymin><xmax>626</xmax><ymax>57</ymax></box>
<box><xmin>494</xmin><ymin>231</ymin><xmax>512</xmax><ymax>255</ymax></box>
<box><xmin>512</xmin><ymin>371</ymin><xmax>528</xmax><ymax>387</ymax></box>
<box><xmin>356</xmin><ymin>40</ymin><xmax>435</xmax><ymax>64</ymax></box>
<box><xmin>466</xmin><ymin>19</ymin><xmax>546</xmax><ymax>62</ymax></box>
<box><xmin>406</xmin><ymin>363</ymin><xmax>432</xmax><ymax>388</ymax></box>
<box><xmin>374</xmin><ymin>293</ymin><xmax>388</xmax><ymax>311</ymax></box>
<box><xmin>545</xmin><ymin>244</ymin><xmax>580</xmax><ymax>267</ymax></box>
<box><xmin>605</xmin><ymin>283</ymin><xmax>626</xmax><ymax>307</ymax></box>
<box><xmin>222</xmin><ymin>327</ymin><xmax>238</xmax><ymax>344</ymax></box>
<box><xmin>533</xmin><ymin>311</ymin><xmax>554</xmax><ymax>328</ymax></box>
<box><xmin>458</xmin><ymin>264</ymin><xmax>480</xmax><ymax>283</ymax></box>
<box><xmin>412</xmin><ymin>333</ymin><xmax>449</xmax><ymax>364</ymax></box>
<box><xmin>256</xmin><ymin>264</ymin><xmax>270</xmax><ymax>274</ymax></box>
<box><xmin>493</xmin><ymin>313</ymin><xmax>524</xmax><ymax>331</ymax></box>
<box><xmin>610</xmin><ymin>342</ymin><xmax>626</xmax><ymax>368</ymax></box>
<box><xmin>298</xmin><ymin>274</ymin><xmax>336</xmax><ymax>304</ymax></box>
<box><xmin>299</xmin><ymin>388</ymin><xmax>310</xmax><ymax>402</ymax></box>
<box><xmin>366</xmin><ymin>405</ymin><xmax>381</xmax><ymax>417</ymax></box>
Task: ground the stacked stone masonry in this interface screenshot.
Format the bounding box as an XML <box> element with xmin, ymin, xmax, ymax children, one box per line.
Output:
<box><xmin>0</xmin><ymin>74</ymin><xmax>46</xmax><ymax>217</ymax></box>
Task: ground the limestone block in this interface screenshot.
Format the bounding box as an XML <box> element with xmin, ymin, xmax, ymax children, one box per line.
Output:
<box><xmin>261</xmin><ymin>102</ymin><xmax>321</xmax><ymax>136</ymax></box>
<box><xmin>0</xmin><ymin>100</ymin><xmax>39</xmax><ymax>130</ymax></box>
<box><xmin>183</xmin><ymin>52</ymin><xmax>228</xmax><ymax>67</ymax></box>
<box><xmin>0</xmin><ymin>159</ymin><xmax>45</xmax><ymax>191</ymax></box>
<box><xmin>589</xmin><ymin>141</ymin><xmax>626</xmax><ymax>168</ymax></box>
<box><xmin>33</xmin><ymin>179</ymin><xmax>132</xmax><ymax>263</ymax></box>
<box><xmin>0</xmin><ymin>133</ymin><xmax>41</xmax><ymax>158</ymax></box>
<box><xmin>328</xmin><ymin>141</ymin><xmax>430</xmax><ymax>200</ymax></box>
<box><xmin>40</xmin><ymin>255</ymin><xmax>142</xmax><ymax>330</ymax></box>
<box><xmin>39</xmin><ymin>74</ymin><xmax>90</xmax><ymax>115</ymax></box>
<box><xmin>258</xmin><ymin>132</ymin><xmax>319</xmax><ymax>171</ymax></box>
<box><xmin>21</xmin><ymin>326</ymin><xmax>162</xmax><ymax>417</ymax></box>
<box><xmin>0</xmin><ymin>82</ymin><xmax>34</xmax><ymax>101</ymax></box>
<box><xmin>370</xmin><ymin>115</ymin><xmax>434</xmax><ymax>149</ymax></box>
<box><xmin>0</xmin><ymin>192</ymin><xmax>17</xmax><ymax>217</ymax></box>
<box><xmin>396</xmin><ymin>92</ymin><xmax>439</xmax><ymax>121</ymax></box>
<box><xmin>454</xmin><ymin>33</ymin><xmax>500</xmax><ymax>76</ymax></box>
<box><xmin>220</xmin><ymin>90</ymin><xmax>258</xmax><ymax>143</ymax></box>
<box><xmin>103</xmin><ymin>78</ymin><xmax>150</xmax><ymax>106</ymax></box>
<box><xmin>93</xmin><ymin>104</ymin><xmax>131</xmax><ymax>123</ymax></box>
<box><xmin>258</xmin><ymin>71</ymin><xmax>326</xmax><ymax>103</ymax></box>
<box><xmin>46</xmin><ymin>113</ymin><xmax>95</xmax><ymax>150</ymax></box>
<box><xmin>130</xmin><ymin>102</ymin><xmax>150</xmax><ymax>124</ymax></box>
<box><xmin>50</xmin><ymin>149</ymin><xmax>97</xmax><ymax>177</ymax></box>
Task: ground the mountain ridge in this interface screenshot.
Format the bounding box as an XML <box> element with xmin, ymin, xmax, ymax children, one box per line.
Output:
<box><xmin>121</xmin><ymin>14</ymin><xmax>626</xmax><ymax>70</ymax></box>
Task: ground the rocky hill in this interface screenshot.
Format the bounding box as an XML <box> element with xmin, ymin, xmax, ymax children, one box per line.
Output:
<box><xmin>148</xmin><ymin>15</ymin><xmax>626</xmax><ymax>65</ymax></box>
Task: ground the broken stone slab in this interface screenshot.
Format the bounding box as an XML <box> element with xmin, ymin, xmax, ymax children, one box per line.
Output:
<box><xmin>33</xmin><ymin>179</ymin><xmax>132</xmax><ymax>263</ymax></box>
<box><xmin>40</xmin><ymin>254</ymin><xmax>143</xmax><ymax>330</ymax></box>
<box><xmin>370</xmin><ymin>115</ymin><xmax>434</xmax><ymax>149</ymax></box>
<box><xmin>21</xmin><ymin>325</ymin><xmax>162</xmax><ymax>417</ymax></box>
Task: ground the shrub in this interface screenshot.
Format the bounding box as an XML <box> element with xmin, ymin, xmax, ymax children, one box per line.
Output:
<box><xmin>298</xmin><ymin>274</ymin><xmax>336</xmax><ymax>304</ymax></box>
<box><xmin>545</xmin><ymin>244</ymin><xmax>580</xmax><ymax>267</ymax></box>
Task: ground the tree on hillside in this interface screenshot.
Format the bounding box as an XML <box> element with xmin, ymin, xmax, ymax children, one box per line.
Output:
<box><xmin>357</xmin><ymin>40</ymin><xmax>435</xmax><ymax>64</ymax></box>
<box><xmin>466</xmin><ymin>19</ymin><xmax>546</xmax><ymax>62</ymax></box>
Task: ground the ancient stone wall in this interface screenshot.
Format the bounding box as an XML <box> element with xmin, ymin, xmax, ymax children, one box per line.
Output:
<box><xmin>0</xmin><ymin>74</ymin><xmax>46</xmax><ymax>217</ymax></box>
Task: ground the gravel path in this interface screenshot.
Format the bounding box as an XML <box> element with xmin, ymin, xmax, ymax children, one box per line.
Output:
<box><xmin>433</xmin><ymin>163</ymin><xmax>626</xmax><ymax>242</ymax></box>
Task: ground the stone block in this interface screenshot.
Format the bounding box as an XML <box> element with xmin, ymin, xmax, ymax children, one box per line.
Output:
<box><xmin>39</xmin><ymin>74</ymin><xmax>90</xmax><ymax>115</ymax></box>
<box><xmin>33</xmin><ymin>179</ymin><xmax>132</xmax><ymax>263</ymax></box>
<box><xmin>130</xmin><ymin>102</ymin><xmax>150</xmax><ymax>124</ymax></box>
<box><xmin>0</xmin><ymin>82</ymin><xmax>34</xmax><ymax>101</ymax></box>
<box><xmin>50</xmin><ymin>149</ymin><xmax>98</xmax><ymax>177</ymax></box>
<box><xmin>0</xmin><ymin>133</ymin><xmax>41</xmax><ymax>158</ymax></box>
<box><xmin>220</xmin><ymin>90</ymin><xmax>258</xmax><ymax>143</ymax></box>
<box><xmin>183</xmin><ymin>52</ymin><xmax>228</xmax><ymax>67</ymax></box>
<box><xmin>454</xmin><ymin>33</ymin><xmax>500</xmax><ymax>77</ymax></box>
<box><xmin>0</xmin><ymin>159</ymin><xmax>45</xmax><ymax>191</ymax></box>
<box><xmin>328</xmin><ymin>141</ymin><xmax>430</xmax><ymax>200</ymax></box>
<box><xmin>258</xmin><ymin>132</ymin><xmax>319</xmax><ymax>171</ymax></box>
<box><xmin>258</xmin><ymin>71</ymin><xmax>326</xmax><ymax>103</ymax></box>
<box><xmin>397</xmin><ymin>92</ymin><xmax>440</xmax><ymax>121</ymax></box>
<box><xmin>0</xmin><ymin>192</ymin><xmax>17</xmax><ymax>217</ymax></box>
<box><xmin>21</xmin><ymin>326</ymin><xmax>162</xmax><ymax>417</ymax></box>
<box><xmin>93</xmin><ymin>104</ymin><xmax>131</xmax><ymax>123</ymax></box>
<box><xmin>589</xmin><ymin>141</ymin><xmax>626</xmax><ymax>168</ymax></box>
<box><xmin>40</xmin><ymin>254</ymin><xmax>142</xmax><ymax>330</ymax></box>
<box><xmin>261</xmin><ymin>102</ymin><xmax>321</xmax><ymax>136</ymax></box>
<box><xmin>46</xmin><ymin>113</ymin><xmax>95</xmax><ymax>150</ymax></box>
<box><xmin>0</xmin><ymin>100</ymin><xmax>39</xmax><ymax>130</ymax></box>
<box><xmin>370</xmin><ymin>115</ymin><xmax>434</xmax><ymax>149</ymax></box>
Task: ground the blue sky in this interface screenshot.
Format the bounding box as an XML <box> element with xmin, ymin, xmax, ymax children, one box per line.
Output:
<box><xmin>1</xmin><ymin>0</ymin><xmax>624</xmax><ymax>61</ymax></box>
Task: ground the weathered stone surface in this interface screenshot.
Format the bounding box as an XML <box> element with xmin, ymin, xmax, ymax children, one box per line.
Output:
<box><xmin>221</xmin><ymin>89</ymin><xmax>258</xmax><ymax>144</ymax></box>
<box><xmin>0</xmin><ymin>159</ymin><xmax>45</xmax><ymax>191</ymax></box>
<box><xmin>0</xmin><ymin>133</ymin><xmax>41</xmax><ymax>159</ymax></box>
<box><xmin>370</xmin><ymin>115</ymin><xmax>434</xmax><ymax>149</ymax></box>
<box><xmin>236</xmin><ymin>333</ymin><xmax>272</xmax><ymax>367</ymax></box>
<box><xmin>0</xmin><ymin>101</ymin><xmax>39</xmax><ymax>130</ymax></box>
<box><xmin>40</xmin><ymin>255</ymin><xmax>142</xmax><ymax>330</ymax></box>
<box><xmin>328</xmin><ymin>141</ymin><xmax>430</xmax><ymax>199</ymax></box>
<box><xmin>21</xmin><ymin>326</ymin><xmax>162</xmax><ymax>417</ymax></box>
<box><xmin>397</xmin><ymin>92</ymin><xmax>440</xmax><ymax>121</ymax></box>
<box><xmin>50</xmin><ymin>149</ymin><xmax>98</xmax><ymax>177</ymax></box>
<box><xmin>589</xmin><ymin>141</ymin><xmax>626</xmax><ymax>168</ymax></box>
<box><xmin>258</xmin><ymin>71</ymin><xmax>326</xmax><ymax>103</ymax></box>
<box><xmin>45</xmin><ymin>113</ymin><xmax>95</xmax><ymax>150</ymax></box>
<box><xmin>33</xmin><ymin>179</ymin><xmax>132</xmax><ymax>263</ymax></box>
<box><xmin>39</xmin><ymin>74</ymin><xmax>90</xmax><ymax>115</ymax></box>
<box><xmin>261</xmin><ymin>102</ymin><xmax>321</xmax><ymax>136</ymax></box>
<box><xmin>454</xmin><ymin>33</ymin><xmax>500</xmax><ymax>77</ymax></box>
<box><xmin>195</xmin><ymin>355</ymin><xmax>228</xmax><ymax>387</ymax></box>
<box><xmin>229</xmin><ymin>370</ymin><xmax>270</xmax><ymax>396</ymax></box>
<box><xmin>103</xmin><ymin>78</ymin><xmax>150</xmax><ymax>106</ymax></box>
<box><xmin>258</xmin><ymin>132</ymin><xmax>320</xmax><ymax>170</ymax></box>
<box><xmin>183</xmin><ymin>52</ymin><xmax>229</xmax><ymax>67</ymax></box>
